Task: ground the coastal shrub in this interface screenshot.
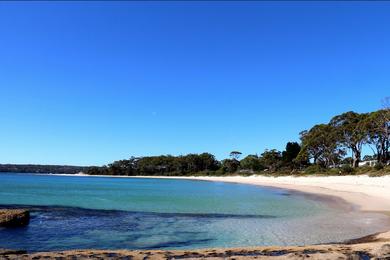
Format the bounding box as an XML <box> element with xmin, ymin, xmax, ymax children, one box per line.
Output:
<box><xmin>340</xmin><ymin>165</ymin><xmax>355</xmax><ymax>174</ymax></box>
<box><xmin>273</xmin><ymin>170</ymin><xmax>291</xmax><ymax>176</ymax></box>
<box><xmin>327</xmin><ymin>168</ymin><xmax>340</xmax><ymax>176</ymax></box>
<box><xmin>369</xmin><ymin>171</ymin><xmax>387</xmax><ymax>177</ymax></box>
<box><xmin>356</xmin><ymin>166</ymin><xmax>371</xmax><ymax>175</ymax></box>
<box><xmin>292</xmin><ymin>170</ymin><xmax>307</xmax><ymax>176</ymax></box>
<box><xmin>304</xmin><ymin>165</ymin><xmax>324</xmax><ymax>175</ymax></box>
<box><xmin>214</xmin><ymin>168</ymin><xmax>227</xmax><ymax>176</ymax></box>
<box><xmin>374</xmin><ymin>163</ymin><xmax>384</xmax><ymax>171</ymax></box>
<box><xmin>368</xmin><ymin>165</ymin><xmax>390</xmax><ymax>177</ymax></box>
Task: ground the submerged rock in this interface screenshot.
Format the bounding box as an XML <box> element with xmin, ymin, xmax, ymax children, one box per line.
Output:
<box><xmin>0</xmin><ymin>209</ymin><xmax>30</xmax><ymax>227</ymax></box>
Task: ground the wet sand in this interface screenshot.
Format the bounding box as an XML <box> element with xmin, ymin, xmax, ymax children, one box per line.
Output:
<box><xmin>2</xmin><ymin>231</ymin><xmax>390</xmax><ymax>259</ymax></box>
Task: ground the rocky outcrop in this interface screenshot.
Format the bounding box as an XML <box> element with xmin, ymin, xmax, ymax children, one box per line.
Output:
<box><xmin>0</xmin><ymin>209</ymin><xmax>30</xmax><ymax>227</ymax></box>
<box><xmin>0</xmin><ymin>249</ymin><xmax>27</xmax><ymax>256</ymax></box>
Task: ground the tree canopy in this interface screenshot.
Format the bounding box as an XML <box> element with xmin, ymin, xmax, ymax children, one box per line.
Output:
<box><xmin>85</xmin><ymin>104</ymin><xmax>389</xmax><ymax>176</ymax></box>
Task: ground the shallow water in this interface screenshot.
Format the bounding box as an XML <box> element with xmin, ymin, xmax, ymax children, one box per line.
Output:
<box><xmin>0</xmin><ymin>173</ymin><xmax>388</xmax><ymax>252</ymax></box>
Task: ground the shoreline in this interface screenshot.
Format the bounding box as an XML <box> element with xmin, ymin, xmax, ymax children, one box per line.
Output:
<box><xmin>43</xmin><ymin>173</ymin><xmax>390</xmax><ymax>229</ymax></box>
<box><xmin>184</xmin><ymin>175</ymin><xmax>390</xmax><ymax>213</ymax></box>
<box><xmin>52</xmin><ymin>174</ymin><xmax>390</xmax><ymax>236</ymax></box>
<box><xmin>45</xmin><ymin>173</ymin><xmax>390</xmax><ymax>236</ymax></box>
<box><xmin>3</xmin><ymin>232</ymin><xmax>390</xmax><ymax>259</ymax></box>
<box><xmin>3</xmin><ymin>173</ymin><xmax>390</xmax><ymax>258</ymax></box>
<box><xmin>48</xmin><ymin>173</ymin><xmax>390</xmax><ymax>212</ymax></box>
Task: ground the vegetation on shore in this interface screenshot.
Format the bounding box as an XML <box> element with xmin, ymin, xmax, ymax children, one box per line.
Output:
<box><xmin>0</xmin><ymin>164</ymin><xmax>90</xmax><ymax>175</ymax></box>
<box><xmin>86</xmin><ymin>102</ymin><xmax>390</xmax><ymax>177</ymax></box>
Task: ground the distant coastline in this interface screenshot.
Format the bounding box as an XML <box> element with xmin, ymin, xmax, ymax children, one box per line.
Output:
<box><xmin>0</xmin><ymin>164</ymin><xmax>91</xmax><ymax>175</ymax></box>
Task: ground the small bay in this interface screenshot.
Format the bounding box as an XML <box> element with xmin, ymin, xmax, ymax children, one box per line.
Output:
<box><xmin>0</xmin><ymin>173</ymin><xmax>388</xmax><ymax>252</ymax></box>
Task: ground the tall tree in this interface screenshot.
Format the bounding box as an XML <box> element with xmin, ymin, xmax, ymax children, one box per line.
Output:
<box><xmin>260</xmin><ymin>149</ymin><xmax>282</xmax><ymax>171</ymax></box>
<box><xmin>298</xmin><ymin>124</ymin><xmax>345</xmax><ymax>168</ymax></box>
<box><xmin>221</xmin><ymin>159</ymin><xmax>240</xmax><ymax>173</ymax></box>
<box><xmin>282</xmin><ymin>142</ymin><xmax>301</xmax><ymax>164</ymax></box>
<box><xmin>240</xmin><ymin>155</ymin><xmax>264</xmax><ymax>172</ymax></box>
<box><xmin>197</xmin><ymin>153</ymin><xmax>220</xmax><ymax>171</ymax></box>
<box><xmin>329</xmin><ymin>111</ymin><xmax>368</xmax><ymax>167</ymax></box>
<box><xmin>364</xmin><ymin>110</ymin><xmax>390</xmax><ymax>163</ymax></box>
<box><xmin>229</xmin><ymin>151</ymin><xmax>242</xmax><ymax>160</ymax></box>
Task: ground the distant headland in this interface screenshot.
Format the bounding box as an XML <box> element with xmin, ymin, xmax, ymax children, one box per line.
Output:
<box><xmin>0</xmin><ymin>164</ymin><xmax>90</xmax><ymax>175</ymax></box>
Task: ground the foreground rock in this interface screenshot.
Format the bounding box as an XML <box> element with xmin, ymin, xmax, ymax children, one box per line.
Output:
<box><xmin>0</xmin><ymin>209</ymin><xmax>30</xmax><ymax>227</ymax></box>
<box><xmin>0</xmin><ymin>249</ymin><xmax>27</xmax><ymax>256</ymax></box>
<box><xmin>1</xmin><ymin>231</ymin><xmax>390</xmax><ymax>259</ymax></box>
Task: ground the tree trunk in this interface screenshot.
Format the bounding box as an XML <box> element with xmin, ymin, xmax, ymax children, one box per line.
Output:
<box><xmin>377</xmin><ymin>139</ymin><xmax>387</xmax><ymax>163</ymax></box>
<box><xmin>352</xmin><ymin>149</ymin><xmax>361</xmax><ymax>168</ymax></box>
<box><xmin>353</xmin><ymin>158</ymin><xmax>360</xmax><ymax>168</ymax></box>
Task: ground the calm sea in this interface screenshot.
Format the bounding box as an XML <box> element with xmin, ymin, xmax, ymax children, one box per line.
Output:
<box><xmin>0</xmin><ymin>173</ymin><xmax>388</xmax><ymax>252</ymax></box>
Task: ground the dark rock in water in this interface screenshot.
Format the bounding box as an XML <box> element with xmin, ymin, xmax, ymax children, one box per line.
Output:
<box><xmin>0</xmin><ymin>209</ymin><xmax>30</xmax><ymax>227</ymax></box>
<box><xmin>0</xmin><ymin>249</ymin><xmax>27</xmax><ymax>255</ymax></box>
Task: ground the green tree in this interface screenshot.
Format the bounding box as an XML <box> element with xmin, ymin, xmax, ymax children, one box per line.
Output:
<box><xmin>282</xmin><ymin>142</ymin><xmax>301</xmax><ymax>165</ymax></box>
<box><xmin>221</xmin><ymin>159</ymin><xmax>240</xmax><ymax>173</ymax></box>
<box><xmin>364</xmin><ymin>110</ymin><xmax>390</xmax><ymax>163</ymax></box>
<box><xmin>240</xmin><ymin>155</ymin><xmax>264</xmax><ymax>172</ymax></box>
<box><xmin>260</xmin><ymin>149</ymin><xmax>282</xmax><ymax>171</ymax></box>
<box><xmin>330</xmin><ymin>111</ymin><xmax>368</xmax><ymax>167</ymax></box>
<box><xmin>229</xmin><ymin>151</ymin><xmax>242</xmax><ymax>160</ymax></box>
<box><xmin>198</xmin><ymin>153</ymin><xmax>221</xmax><ymax>171</ymax></box>
<box><xmin>298</xmin><ymin>124</ymin><xmax>345</xmax><ymax>168</ymax></box>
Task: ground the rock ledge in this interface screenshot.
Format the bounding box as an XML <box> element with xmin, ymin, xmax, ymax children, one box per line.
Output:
<box><xmin>0</xmin><ymin>209</ymin><xmax>30</xmax><ymax>227</ymax></box>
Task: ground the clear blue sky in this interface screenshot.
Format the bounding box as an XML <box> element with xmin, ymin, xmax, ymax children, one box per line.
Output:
<box><xmin>0</xmin><ymin>2</ymin><xmax>389</xmax><ymax>166</ymax></box>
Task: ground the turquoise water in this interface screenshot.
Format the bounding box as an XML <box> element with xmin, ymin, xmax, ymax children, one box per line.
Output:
<box><xmin>0</xmin><ymin>173</ymin><xmax>388</xmax><ymax>252</ymax></box>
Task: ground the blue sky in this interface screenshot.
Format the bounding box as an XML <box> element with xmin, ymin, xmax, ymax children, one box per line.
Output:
<box><xmin>0</xmin><ymin>2</ymin><xmax>389</xmax><ymax>166</ymax></box>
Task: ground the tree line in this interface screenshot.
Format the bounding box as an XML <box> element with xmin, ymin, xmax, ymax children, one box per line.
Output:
<box><xmin>86</xmin><ymin>144</ymin><xmax>303</xmax><ymax>176</ymax></box>
<box><xmin>297</xmin><ymin>108</ymin><xmax>389</xmax><ymax>168</ymax></box>
<box><xmin>87</xmin><ymin>102</ymin><xmax>389</xmax><ymax>176</ymax></box>
<box><xmin>0</xmin><ymin>164</ymin><xmax>89</xmax><ymax>174</ymax></box>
